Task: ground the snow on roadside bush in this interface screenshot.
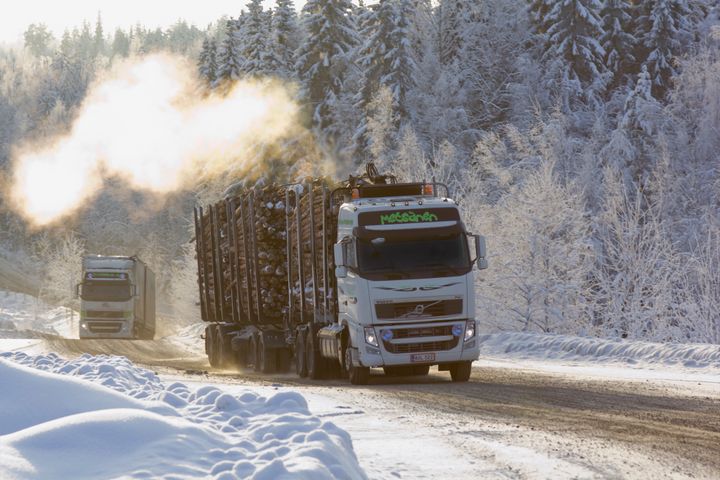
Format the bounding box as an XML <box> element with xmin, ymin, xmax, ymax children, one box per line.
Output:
<box><xmin>0</xmin><ymin>352</ymin><xmax>366</xmax><ymax>479</ymax></box>
<box><xmin>478</xmin><ymin>332</ymin><xmax>720</xmax><ymax>369</ymax></box>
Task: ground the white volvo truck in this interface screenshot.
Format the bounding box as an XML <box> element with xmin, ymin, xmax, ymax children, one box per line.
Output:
<box><xmin>195</xmin><ymin>164</ymin><xmax>487</xmax><ymax>384</ymax></box>
<box><xmin>76</xmin><ymin>255</ymin><xmax>155</xmax><ymax>340</ymax></box>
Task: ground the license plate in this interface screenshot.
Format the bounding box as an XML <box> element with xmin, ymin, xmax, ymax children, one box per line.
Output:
<box><xmin>410</xmin><ymin>353</ymin><xmax>435</xmax><ymax>363</ymax></box>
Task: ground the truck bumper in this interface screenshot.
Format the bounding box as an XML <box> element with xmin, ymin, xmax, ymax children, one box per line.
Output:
<box><xmin>355</xmin><ymin>320</ymin><xmax>479</xmax><ymax>368</ymax></box>
<box><xmin>79</xmin><ymin>319</ymin><xmax>134</xmax><ymax>339</ymax></box>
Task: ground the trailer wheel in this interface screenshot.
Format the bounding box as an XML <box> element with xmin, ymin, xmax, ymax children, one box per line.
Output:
<box><xmin>257</xmin><ymin>336</ymin><xmax>276</xmax><ymax>374</ymax></box>
<box><xmin>276</xmin><ymin>348</ymin><xmax>292</xmax><ymax>373</ymax></box>
<box><xmin>250</xmin><ymin>336</ymin><xmax>261</xmax><ymax>372</ymax></box>
<box><xmin>306</xmin><ymin>330</ymin><xmax>324</xmax><ymax>380</ymax></box>
<box><xmin>217</xmin><ymin>327</ymin><xmax>234</xmax><ymax>369</ymax></box>
<box><xmin>207</xmin><ymin>326</ymin><xmax>220</xmax><ymax>368</ymax></box>
<box><xmin>295</xmin><ymin>330</ymin><xmax>307</xmax><ymax>378</ymax></box>
<box><xmin>449</xmin><ymin>361</ymin><xmax>472</xmax><ymax>382</ymax></box>
<box><xmin>345</xmin><ymin>346</ymin><xmax>369</xmax><ymax>385</ymax></box>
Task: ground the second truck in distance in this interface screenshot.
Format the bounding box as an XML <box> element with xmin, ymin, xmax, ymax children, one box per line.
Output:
<box><xmin>194</xmin><ymin>164</ymin><xmax>487</xmax><ymax>384</ymax></box>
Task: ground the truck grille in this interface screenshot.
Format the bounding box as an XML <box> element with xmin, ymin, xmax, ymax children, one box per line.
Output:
<box><xmin>375</xmin><ymin>299</ymin><xmax>462</xmax><ymax>319</ymax></box>
<box><xmin>87</xmin><ymin>321</ymin><xmax>123</xmax><ymax>334</ymax></box>
<box><xmin>392</xmin><ymin>325</ymin><xmax>454</xmax><ymax>339</ymax></box>
<box><xmin>383</xmin><ymin>337</ymin><xmax>459</xmax><ymax>354</ymax></box>
<box><xmin>85</xmin><ymin>310</ymin><xmax>125</xmax><ymax>319</ymax></box>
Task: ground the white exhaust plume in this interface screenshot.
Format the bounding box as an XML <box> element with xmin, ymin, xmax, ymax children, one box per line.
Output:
<box><xmin>9</xmin><ymin>54</ymin><xmax>300</xmax><ymax>227</ymax></box>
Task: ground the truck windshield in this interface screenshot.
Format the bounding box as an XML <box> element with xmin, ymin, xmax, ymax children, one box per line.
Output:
<box><xmin>357</xmin><ymin>234</ymin><xmax>471</xmax><ymax>280</ymax></box>
<box><xmin>81</xmin><ymin>281</ymin><xmax>132</xmax><ymax>302</ymax></box>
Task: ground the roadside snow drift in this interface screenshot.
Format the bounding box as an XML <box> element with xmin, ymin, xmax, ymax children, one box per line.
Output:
<box><xmin>478</xmin><ymin>332</ymin><xmax>720</xmax><ymax>369</ymax></box>
<box><xmin>0</xmin><ymin>353</ymin><xmax>366</xmax><ymax>480</ymax></box>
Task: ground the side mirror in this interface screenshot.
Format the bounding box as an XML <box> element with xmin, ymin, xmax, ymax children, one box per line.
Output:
<box><xmin>132</xmin><ymin>285</ymin><xmax>139</xmax><ymax>297</ymax></box>
<box><xmin>335</xmin><ymin>266</ymin><xmax>348</xmax><ymax>279</ymax></box>
<box><xmin>333</xmin><ymin>243</ymin><xmax>345</xmax><ymax>267</ymax></box>
<box><xmin>474</xmin><ymin>234</ymin><xmax>488</xmax><ymax>270</ymax></box>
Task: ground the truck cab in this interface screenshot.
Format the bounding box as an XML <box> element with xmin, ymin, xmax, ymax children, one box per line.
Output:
<box><xmin>333</xmin><ymin>183</ymin><xmax>487</xmax><ymax>381</ymax></box>
<box><xmin>76</xmin><ymin>256</ymin><xmax>155</xmax><ymax>340</ymax></box>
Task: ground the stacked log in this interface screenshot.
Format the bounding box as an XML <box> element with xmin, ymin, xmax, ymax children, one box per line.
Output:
<box><xmin>287</xmin><ymin>178</ymin><xmax>337</xmax><ymax>325</ymax></box>
<box><xmin>195</xmin><ymin>178</ymin><xmax>336</xmax><ymax>327</ymax></box>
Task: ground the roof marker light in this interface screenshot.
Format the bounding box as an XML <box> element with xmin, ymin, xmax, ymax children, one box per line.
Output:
<box><xmin>352</xmin><ymin>188</ymin><xmax>360</xmax><ymax>199</ymax></box>
<box><xmin>423</xmin><ymin>184</ymin><xmax>434</xmax><ymax>196</ymax></box>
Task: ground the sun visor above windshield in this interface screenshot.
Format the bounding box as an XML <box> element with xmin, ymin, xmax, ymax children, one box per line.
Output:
<box><xmin>353</xmin><ymin>221</ymin><xmax>465</xmax><ymax>240</ymax></box>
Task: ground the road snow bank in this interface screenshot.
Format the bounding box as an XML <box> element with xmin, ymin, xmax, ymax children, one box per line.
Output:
<box><xmin>478</xmin><ymin>332</ymin><xmax>720</xmax><ymax>369</ymax></box>
<box><xmin>0</xmin><ymin>290</ymin><xmax>73</xmax><ymax>338</ymax></box>
<box><xmin>0</xmin><ymin>352</ymin><xmax>366</xmax><ymax>480</ymax></box>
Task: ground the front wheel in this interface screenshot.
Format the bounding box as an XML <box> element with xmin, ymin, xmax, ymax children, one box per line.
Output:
<box><xmin>345</xmin><ymin>347</ymin><xmax>369</xmax><ymax>385</ymax></box>
<box><xmin>449</xmin><ymin>361</ymin><xmax>472</xmax><ymax>382</ymax></box>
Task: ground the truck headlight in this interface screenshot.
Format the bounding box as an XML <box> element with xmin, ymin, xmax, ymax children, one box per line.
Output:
<box><xmin>464</xmin><ymin>320</ymin><xmax>475</xmax><ymax>341</ymax></box>
<box><xmin>80</xmin><ymin>322</ymin><xmax>88</xmax><ymax>330</ymax></box>
<box><xmin>364</xmin><ymin>327</ymin><xmax>378</xmax><ymax>347</ymax></box>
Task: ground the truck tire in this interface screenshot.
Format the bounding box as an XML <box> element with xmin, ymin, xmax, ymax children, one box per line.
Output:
<box><xmin>345</xmin><ymin>347</ymin><xmax>369</xmax><ymax>385</ymax></box>
<box><xmin>449</xmin><ymin>361</ymin><xmax>472</xmax><ymax>382</ymax></box>
<box><xmin>306</xmin><ymin>330</ymin><xmax>324</xmax><ymax>380</ymax></box>
<box><xmin>207</xmin><ymin>326</ymin><xmax>221</xmax><ymax>368</ymax></box>
<box><xmin>276</xmin><ymin>348</ymin><xmax>292</xmax><ymax>373</ymax></box>
<box><xmin>257</xmin><ymin>336</ymin><xmax>276</xmax><ymax>374</ymax></box>
<box><xmin>217</xmin><ymin>327</ymin><xmax>233</xmax><ymax>369</ymax></box>
<box><xmin>295</xmin><ymin>330</ymin><xmax>307</xmax><ymax>377</ymax></box>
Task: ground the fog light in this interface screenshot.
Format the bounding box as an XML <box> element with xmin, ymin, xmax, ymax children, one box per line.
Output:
<box><xmin>364</xmin><ymin>327</ymin><xmax>378</xmax><ymax>347</ymax></box>
<box><xmin>464</xmin><ymin>320</ymin><xmax>476</xmax><ymax>341</ymax></box>
<box><xmin>452</xmin><ymin>324</ymin><xmax>464</xmax><ymax>337</ymax></box>
<box><xmin>381</xmin><ymin>329</ymin><xmax>393</xmax><ymax>341</ymax></box>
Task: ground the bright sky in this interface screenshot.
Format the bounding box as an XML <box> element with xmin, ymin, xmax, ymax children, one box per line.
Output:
<box><xmin>0</xmin><ymin>0</ymin><xmax>304</xmax><ymax>45</ymax></box>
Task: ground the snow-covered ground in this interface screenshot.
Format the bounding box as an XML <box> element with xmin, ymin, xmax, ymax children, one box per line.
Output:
<box><xmin>0</xmin><ymin>291</ymin><xmax>74</xmax><ymax>338</ymax></box>
<box><xmin>0</xmin><ymin>351</ymin><xmax>366</xmax><ymax>480</ymax></box>
<box><xmin>2</xmin><ymin>290</ymin><xmax>720</xmax><ymax>479</ymax></box>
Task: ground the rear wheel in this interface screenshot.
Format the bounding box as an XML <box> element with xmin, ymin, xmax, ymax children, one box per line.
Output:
<box><xmin>306</xmin><ymin>330</ymin><xmax>324</xmax><ymax>380</ymax></box>
<box><xmin>295</xmin><ymin>330</ymin><xmax>307</xmax><ymax>378</ymax></box>
<box><xmin>449</xmin><ymin>361</ymin><xmax>472</xmax><ymax>382</ymax></box>
<box><xmin>257</xmin><ymin>336</ymin><xmax>276</xmax><ymax>373</ymax></box>
<box><xmin>207</xmin><ymin>326</ymin><xmax>220</xmax><ymax>368</ymax></box>
<box><xmin>345</xmin><ymin>346</ymin><xmax>369</xmax><ymax>385</ymax></box>
<box><xmin>216</xmin><ymin>327</ymin><xmax>234</xmax><ymax>369</ymax></box>
<box><xmin>276</xmin><ymin>348</ymin><xmax>292</xmax><ymax>373</ymax></box>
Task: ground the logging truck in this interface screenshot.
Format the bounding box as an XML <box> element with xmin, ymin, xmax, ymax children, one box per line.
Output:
<box><xmin>194</xmin><ymin>165</ymin><xmax>487</xmax><ymax>384</ymax></box>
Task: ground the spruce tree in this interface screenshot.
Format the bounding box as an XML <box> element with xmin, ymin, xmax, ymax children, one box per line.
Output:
<box><xmin>544</xmin><ymin>0</ymin><xmax>607</xmax><ymax>108</ymax></box>
<box><xmin>198</xmin><ymin>37</ymin><xmax>218</xmax><ymax>86</ymax></box>
<box><xmin>216</xmin><ymin>18</ymin><xmax>243</xmax><ymax>85</ymax></box>
<box><xmin>296</xmin><ymin>0</ymin><xmax>359</xmax><ymax>133</ymax></box>
<box><xmin>242</xmin><ymin>0</ymin><xmax>271</xmax><ymax>76</ymax></box>
<box><xmin>601</xmin><ymin>0</ymin><xmax>636</xmax><ymax>89</ymax></box>
<box><xmin>268</xmin><ymin>0</ymin><xmax>299</xmax><ymax>78</ymax></box>
<box><xmin>436</xmin><ymin>0</ymin><xmax>471</xmax><ymax>65</ymax></box>
<box><xmin>640</xmin><ymin>0</ymin><xmax>691</xmax><ymax>98</ymax></box>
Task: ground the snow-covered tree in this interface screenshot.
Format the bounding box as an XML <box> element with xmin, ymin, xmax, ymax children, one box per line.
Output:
<box><xmin>601</xmin><ymin>0</ymin><xmax>636</xmax><ymax>89</ymax></box>
<box><xmin>241</xmin><ymin>0</ymin><xmax>271</xmax><ymax>77</ymax></box>
<box><xmin>640</xmin><ymin>0</ymin><xmax>691</xmax><ymax>98</ymax></box>
<box><xmin>479</xmin><ymin>162</ymin><xmax>594</xmax><ymax>334</ymax></box>
<box><xmin>296</xmin><ymin>0</ymin><xmax>359</xmax><ymax>134</ymax></box>
<box><xmin>543</xmin><ymin>0</ymin><xmax>607</xmax><ymax>109</ymax></box>
<box><xmin>198</xmin><ymin>37</ymin><xmax>218</xmax><ymax>86</ymax></box>
<box><xmin>267</xmin><ymin>0</ymin><xmax>299</xmax><ymax>78</ymax></box>
<box><xmin>216</xmin><ymin>18</ymin><xmax>243</xmax><ymax>85</ymax></box>
<box><xmin>435</xmin><ymin>0</ymin><xmax>471</xmax><ymax>65</ymax></box>
<box><xmin>357</xmin><ymin>0</ymin><xmax>417</xmax><ymax>124</ymax></box>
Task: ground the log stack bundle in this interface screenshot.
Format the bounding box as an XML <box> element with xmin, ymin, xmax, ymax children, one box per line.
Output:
<box><xmin>194</xmin><ymin>178</ymin><xmax>337</xmax><ymax>327</ymax></box>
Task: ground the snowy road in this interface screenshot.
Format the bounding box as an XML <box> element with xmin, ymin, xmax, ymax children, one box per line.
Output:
<box><xmin>7</xmin><ymin>334</ymin><xmax>720</xmax><ymax>480</ymax></box>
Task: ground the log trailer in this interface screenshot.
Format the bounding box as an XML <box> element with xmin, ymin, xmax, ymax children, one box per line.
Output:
<box><xmin>194</xmin><ymin>165</ymin><xmax>487</xmax><ymax>384</ymax></box>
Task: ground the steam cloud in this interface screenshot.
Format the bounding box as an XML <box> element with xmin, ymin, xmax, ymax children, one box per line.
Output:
<box><xmin>9</xmin><ymin>54</ymin><xmax>300</xmax><ymax>226</ymax></box>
